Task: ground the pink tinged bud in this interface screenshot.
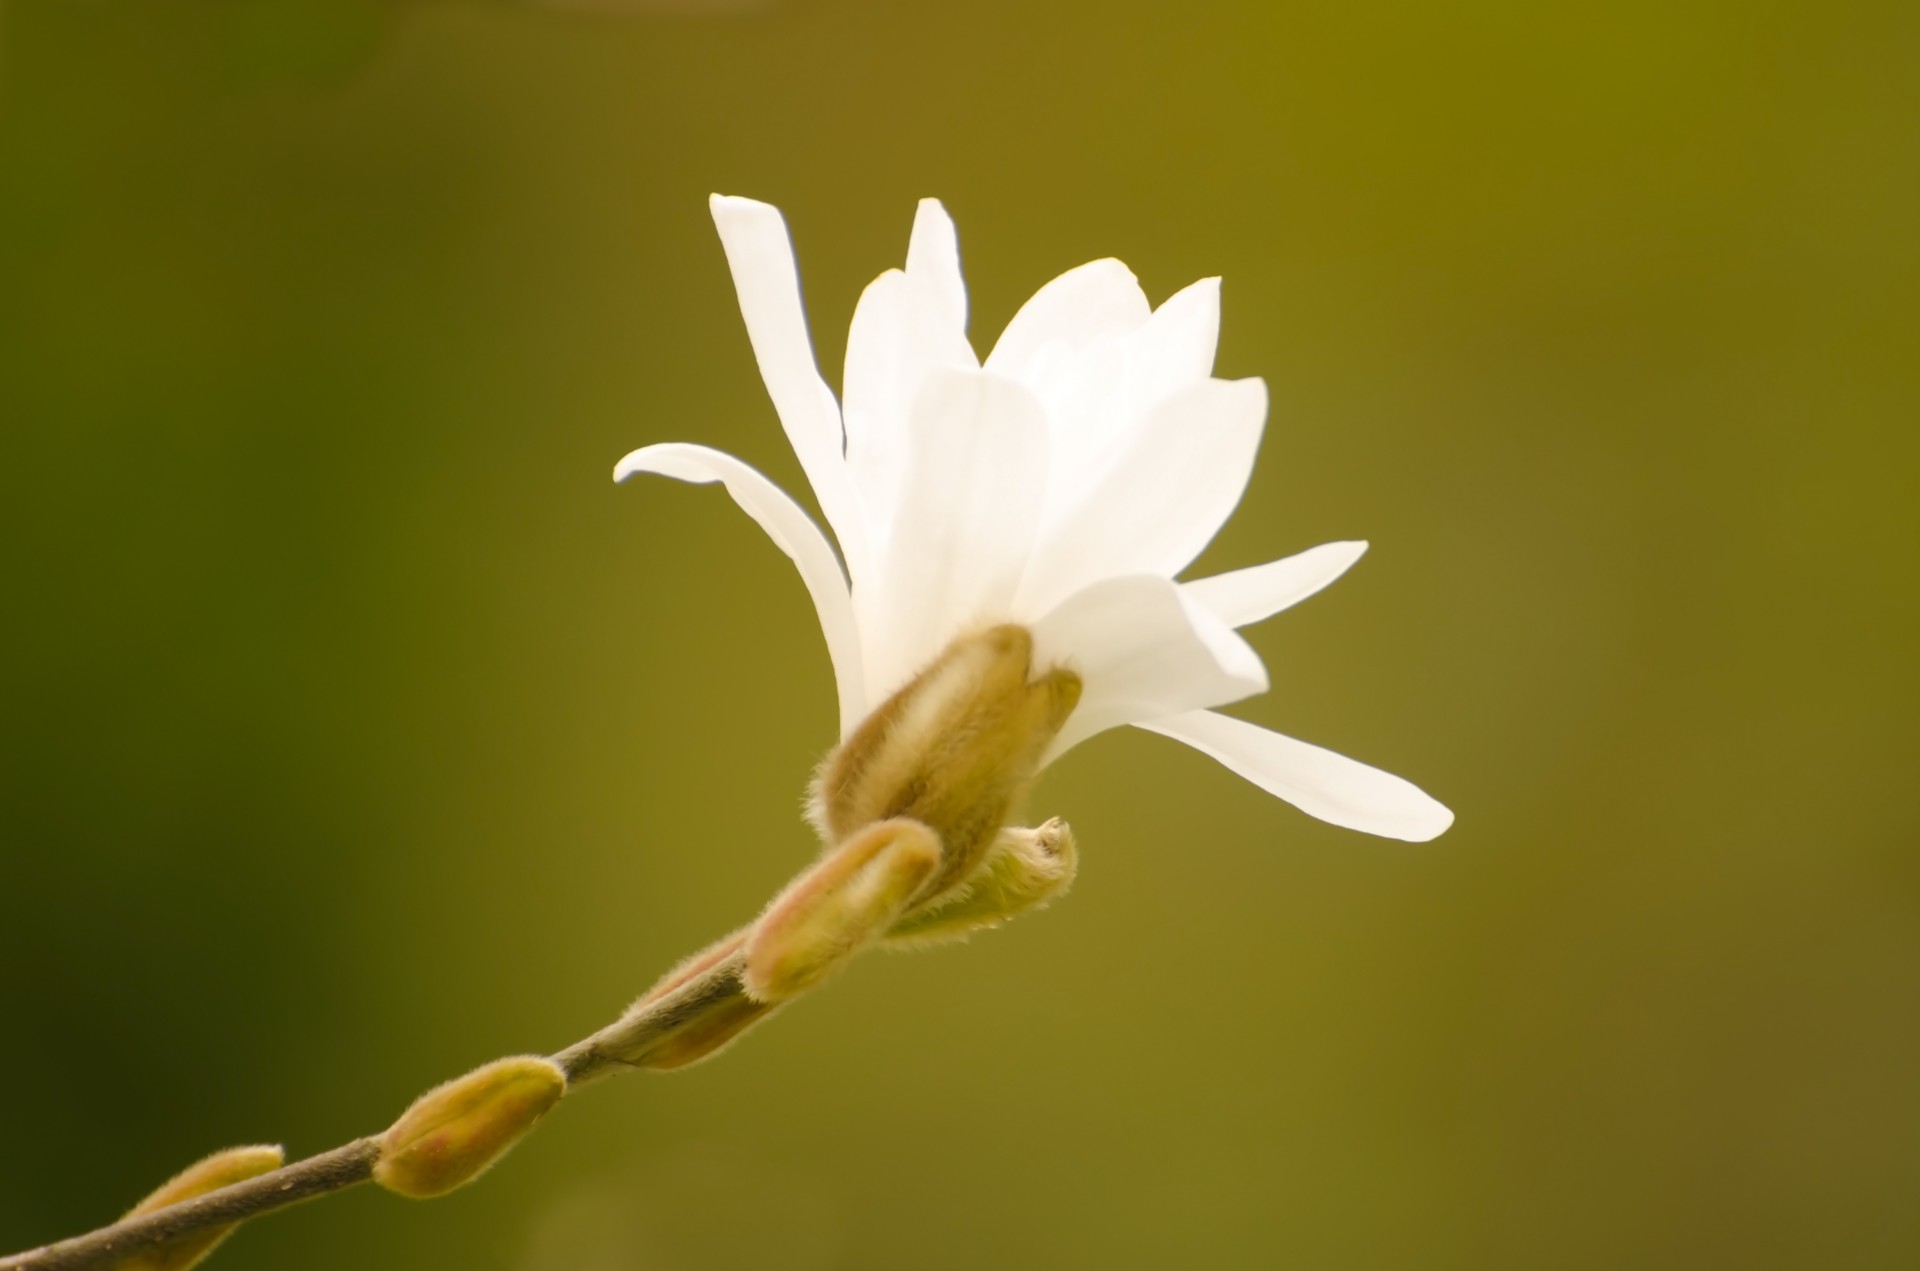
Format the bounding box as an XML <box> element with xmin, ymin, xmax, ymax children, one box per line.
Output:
<box><xmin>745</xmin><ymin>817</ymin><xmax>942</xmax><ymax>1002</ymax></box>
<box><xmin>115</xmin><ymin>1144</ymin><xmax>285</xmax><ymax>1271</ymax></box>
<box><xmin>636</xmin><ymin>929</ymin><xmax>751</xmax><ymax>1006</ymax></box>
<box><xmin>636</xmin><ymin>992</ymin><xmax>782</xmax><ymax>1070</ymax></box>
<box><xmin>620</xmin><ymin>930</ymin><xmax>782</xmax><ymax>1070</ymax></box>
<box><xmin>373</xmin><ymin>1056</ymin><xmax>565</xmax><ymax>1200</ymax></box>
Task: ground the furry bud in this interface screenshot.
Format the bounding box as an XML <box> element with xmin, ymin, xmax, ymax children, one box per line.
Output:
<box><xmin>616</xmin><ymin>931</ymin><xmax>780</xmax><ymax>1070</ymax></box>
<box><xmin>811</xmin><ymin>626</ymin><xmax>1080</xmax><ymax>897</ymax></box>
<box><xmin>745</xmin><ymin>818</ymin><xmax>941</xmax><ymax>1001</ymax></box>
<box><xmin>114</xmin><ymin>1144</ymin><xmax>285</xmax><ymax>1271</ymax></box>
<box><xmin>887</xmin><ymin>818</ymin><xmax>1078</xmax><ymax>946</ymax></box>
<box><xmin>374</xmin><ymin>1056</ymin><xmax>564</xmax><ymax>1199</ymax></box>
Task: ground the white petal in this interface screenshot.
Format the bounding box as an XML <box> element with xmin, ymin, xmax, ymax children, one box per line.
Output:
<box><xmin>614</xmin><ymin>442</ymin><xmax>866</xmax><ymax>737</ymax></box>
<box><xmin>1033</xmin><ymin>575</ymin><xmax>1269</xmax><ymax>762</ymax></box>
<box><xmin>841</xmin><ymin>267</ymin><xmax>910</xmax><ymax>547</ymax></box>
<box><xmin>904</xmin><ymin>199</ymin><xmax>976</xmax><ymax>370</ymax></box>
<box><xmin>1183</xmin><ymin>541</ymin><xmax>1369</xmax><ymax>629</ymax></box>
<box><xmin>708</xmin><ymin>195</ymin><xmax>866</xmax><ymax>578</ymax></box>
<box><xmin>839</xmin><ymin>202</ymin><xmax>979</xmax><ymax>568</ymax></box>
<box><xmin>858</xmin><ymin>370</ymin><xmax>1051</xmax><ymax>706</ymax></box>
<box><xmin>1131</xmin><ymin>276</ymin><xmax>1221</xmax><ymax>402</ymax></box>
<box><xmin>1017</xmin><ymin>376</ymin><xmax>1268</xmax><ymax>616</ymax></box>
<box><xmin>1138</xmin><ymin>710</ymin><xmax>1454</xmax><ymax>842</ymax></box>
<box><xmin>1008</xmin><ymin>280</ymin><xmax>1221</xmax><ymax>495</ymax></box>
<box><xmin>984</xmin><ymin>258</ymin><xmax>1151</xmax><ymax>383</ymax></box>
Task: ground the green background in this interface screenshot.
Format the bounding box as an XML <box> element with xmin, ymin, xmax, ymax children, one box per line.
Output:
<box><xmin>3</xmin><ymin>2</ymin><xmax>1916</xmax><ymax>1267</ymax></box>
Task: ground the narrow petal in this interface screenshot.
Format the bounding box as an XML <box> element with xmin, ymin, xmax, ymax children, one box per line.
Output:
<box><xmin>1138</xmin><ymin>710</ymin><xmax>1454</xmax><ymax>842</ymax></box>
<box><xmin>1183</xmin><ymin>541</ymin><xmax>1369</xmax><ymax>629</ymax></box>
<box><xmin>1017</xmin><ymin>376</ymin><xmax>1268</xmax><ymax>616</ymax></box>
<box><xmin>841</xmin><ymin>267</ymin><xmax>910</xmax><ymax>547</ymax></box>
<box><xmin>708</xmin><ymin>195</ymin><xmax>866</xmax><ymax>577</ymax></box>
<box><xmin>841</xmin><ymin>201</ymin><xmax>979</xmax><ymax>561</ymax></box>
<box><xmin>1033</xmin><ymin>575</ymin><xmax>1269</xmax><ymax>762</ymax></box>
<box><xmin>984</xmin><ymin>258</ymin><xmax>1151</xmax><ymax>383</ymax></box>
<box><xmin>904</xmin><ymin>199</ymin><xmax>976</xmax><ymax>369</ymax></box>
<box><xmin>858</xmin><ymin>370</ymin><xmax>1050</xmax><ymax>706</ymax></box>
<box><xmin>614</xmin><ymin>442</ymin><xmax>866</xmax><ymax>736</ymax></box>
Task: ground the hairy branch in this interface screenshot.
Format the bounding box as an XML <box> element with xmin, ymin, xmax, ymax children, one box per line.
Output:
<box><xmin>0</xmin><ymin>1140</ymin><xmax>380</xmax><ymax>1271</ymax></box>
<box><xmin>0</xmin><ymin>953</ymin><xmax>756</xmax><ymax>1271</ymax></box>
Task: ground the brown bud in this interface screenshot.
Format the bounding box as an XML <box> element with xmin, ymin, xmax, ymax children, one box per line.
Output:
<box><xmin>810</xmin><ymin>625</ymin><xmax>1081</xmax><ymax>897</ymax></box>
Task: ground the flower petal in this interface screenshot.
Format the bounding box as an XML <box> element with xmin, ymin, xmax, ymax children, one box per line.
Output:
<box><xmin>708</xmin><ymin>195</ymin><xmax>866</xmax><ymax>576</ymax></box>
<box><xmin>1130</xmin><ymin>276</ymin><xmax>1221</xmax><ymax>404</ymax></box>
<box><xmin>1017</xmin><ymin>376</ymin><xmax>1268</xmax><ymax>616</ymax></box>
<box><xmin>1033</xmin><ymin>575</ymin><xmax>1269</xmax><ymax>762</ymax></box>
<box><xmin>983</xmin><ymin>258</ymin><xmax>1151</xmax><ymax>383</ymax></box>
<box><xmin>614</xmin><ymin>442</ymin><xmax>866</xmax><ymax>736</ymax></box>
<box><xmin>904</xmin><ymin>198</ymin><xmax>976</xmax><ymax>371</ymax></box>
<box><xmin>1137</xmin><ymin>710</ymin><xmax>1454</xmax><ymax>842</ymax></box>
<box><xmin>841</xmin><ymin>201</ymin><xmax>982</xmax><ymax>560</ymax></box>
<box><xmin>858</xmin><ymin>370</ymin><xmax>1051</xmax><ymax>706</ymax></box>
<box><xmin>841</xmin><ymin>267</ymin><xmax>910</xmax><ymax>549</ymax></box>
<box><xmin>1182</xmin><ymin>540</ymin><xmax>1369</xmax><ymax>629</ymax></box>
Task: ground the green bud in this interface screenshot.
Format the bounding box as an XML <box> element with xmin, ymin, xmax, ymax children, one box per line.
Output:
<box><xmin>745</xmin><ymin>817</ymin><xmax>941</xmax><ymax>1002</ymax></box>
<box><xmin>810</xmin><ymin>625</ymin><xmax>1080</xmax><ymax>898</ymax></box>
<box><xmin>886</xmin><ymin>818</ymin><xmax>1078</xmax><ymax>946</ymax></box>
<box><xmin>114</xmin><ymin>1144</ymin><xmax>284</xmax><ymax>1271</ymax></box>
<box><xmin>373</xmin><ymin>1056</ymin><xmax>565</xmax><ymax>1199</ymax></box>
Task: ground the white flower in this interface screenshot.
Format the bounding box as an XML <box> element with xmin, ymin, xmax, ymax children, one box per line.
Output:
<box><xmin>616</xmin><ymin>195</ymin><xmax>1451</xmax><ymax>843</ymax></box>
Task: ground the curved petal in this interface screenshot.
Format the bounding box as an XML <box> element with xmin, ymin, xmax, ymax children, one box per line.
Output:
<box><xmin>614</xmin><ymin>442</ymin><xmax>866</xmax><ymax>736</ymax></box>
<box><xmin>708</xmin><ymin>195</ymin><xmax>866</xmax><ymax>579</ymax></box>
<box><xmin>1183</xmin><ymin>541</ymin><xmax>1369</xmax><ymax>629</ymax></box>
<box><xmin>858</xmin><ymin>370</ymin><xmax>1050</xmax><ymax>706</ymax></box>
<box><xmin>984</xmin><ymin>258</ymin><xmax>1151</xmax><ymax>383</ymax></box>
<box><xmin>1130</xmin><ymin>276</ymin><xmax>1221</xmax><ymax>403</ymax></box>
<box><xmin>1138</xmin><ymin>710</ymin><xmax>1454</xmax><ymax>842</ymax></box>
<box><xmin>1033</xmin><ymin>575</ymin><xmax>1268</xmax><ymax>762</ymax></box>
<box><xmin>1017</xmin><ymin>376</ymin><xmax>1268</xmax><ymax>616</ymax></box>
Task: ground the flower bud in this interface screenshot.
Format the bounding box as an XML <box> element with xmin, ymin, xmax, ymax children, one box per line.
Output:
<box><xmin>634</xmin><ymin>992</ymin><xmax>781</xmax><ymax>1070</ymax></box>
<box><xmin>745</xmin><ymin>817</ymin><xmax>941</xmax><ymax>1001</ymax></box>
<box><xmin>811</xmin><ymin>625</ymin><xmax>1080</xmax><ymax>897</ymax></box>
<box><xmin>373</xmin><ymin>1056</ymin><xmax>565</xmax><ymax>1200</ymax></box>
<box><xmin>617</xmin><ymin>930</ymin><xmax>781</xmax><ymax>1070</ymax></box>
<box><xmin>115</xmin><ymin>1144</ymin><xmax>285</xmax><ymax>1271</ymax></box>
<box><xmin>886</xmin><ymin>817</ymin><xmax>1078</xmax><ymax>946</ymax></box>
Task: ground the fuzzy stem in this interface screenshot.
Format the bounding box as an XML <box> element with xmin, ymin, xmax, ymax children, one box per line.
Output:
<box><xmin>0</xmin><ymin>1140</ymin><xmax>381</xmax><ymax>1271</ymax></box>
<box><xmin>0</xmin><ymin>950</ymin><xmax>759</xmax><ymax>1271</ymax></box>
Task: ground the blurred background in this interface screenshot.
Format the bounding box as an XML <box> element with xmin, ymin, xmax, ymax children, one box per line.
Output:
<box><xmin>2</xmin><ymin>1</ymin><xmax>1916</xmax><ymax>1267</ymax></box>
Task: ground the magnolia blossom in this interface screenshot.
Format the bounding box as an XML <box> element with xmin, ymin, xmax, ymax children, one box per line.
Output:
<box><xmin>617</xmin><ymin>195</ymin><xmax>1451</xmax><ymax>843</ymax></box>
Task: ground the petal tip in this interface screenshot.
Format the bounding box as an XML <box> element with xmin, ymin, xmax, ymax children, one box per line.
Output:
<box><xmin>709</xmin><ymin>193</ymin><xmax>781</xmax><ymax>228</ymax></box>
<box><xmin>1396</xmin><ymin>800</ymin><xmax>1456</xmax><ymax>843</ymax></box>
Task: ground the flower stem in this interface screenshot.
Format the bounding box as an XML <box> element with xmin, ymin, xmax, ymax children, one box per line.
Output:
<box><xmin>0</xmin><ymin>951</ymin><xmax>758</xmax><ymax>1271</ymax></box>
<box><xmin>0</xmin><ymin>1140</ymin><xmax>381</xmax><ymax>1271</ymax></box>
